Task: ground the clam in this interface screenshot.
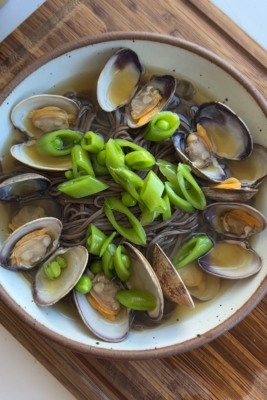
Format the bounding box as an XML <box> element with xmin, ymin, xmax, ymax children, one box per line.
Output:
<box><xmin>193</xmin><ymin>101</ymin><xmax>252</xmax><ymax>160</ymax></box>
<box><xmin>11</xmin><ymin>141</ymin><xmax>72</xmax><ymax>171</ymax></box>
<box><xmin>0</xmin><ymin>173</ymin><xmax>51</xmax><ymax>201</ymax></box>
<box><xmin>8</xmin><ymin>198</ymin><xmax>63</xmax><ymax>231</ymax></box>
<box><xmin>181</xmin><ymin>261</ymin><xmax>221</xmax><ymax>301</ymax></box>
<box><xmin>201</xmin><ymin>178</ymin><xmax>258</xmax><ymax>202</ymax></box>
<box><xmin>128</xmin><ymin>75</ymin><xmax>176</xmax><ymax>128</ymax></box>
<box><xmin>152</xmin><ymin>244</ymin><xmax>194</xmax><ymax>308</ymax></box>
<box><xmin>198</xmin><ymin>240</ymin><xmax>262</xmax><ymax>279</ymax></box>
<box><xmin>74</xmin><ymin>272</ymin><xmax>131</xmax><ymax>342</ymax></box>
<box><xmin>204</xmin><ymin>202</ymin><xmax>266</xmax><ymax>239</ymax></box>
<box><xmin>173</xmin><ymin>101</ymin><xmax>253</xmax><ymax>182</ymax></box>
<box><xmin>173</xmin><ymin>130</ymin><xmax>226</xmax><ymax>182</ymax></box>
<box><xmin>0</xmin><ymin>217</ymin><xmax>62</xmax><ymax>271</ymax></box>
<box><xmin>97</xmin><ymin>48</ymin><xmax>142</xmax><ymax>112</ymax></box>
<box><xmin>227</xmin><ymin>143</ymin><xmax>267</xmax><ymax>188</ymax></box>
<box><xmin>33</xmin><ymin>246</ymin><xmax>88</xmax><ymax>306</ymax></box>
<box><xmin>11</xmin><ymin>95</ymin><xmax>79</xmax><ymax>138</ymax></box>
<box><xmin>124</xmin><ymin>243</ymin><xmax>164</xmax><ymax>321</ymax></box>
<box><xmin>73</xmin><ymin>242</ymin><xmax>164</xmax><ymax>341</ymax></box>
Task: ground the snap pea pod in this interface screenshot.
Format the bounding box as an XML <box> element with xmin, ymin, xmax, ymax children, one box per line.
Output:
<box><xmin>44</xmin><ymin>261</ymin><xmax>61</xmax><ymax>280</ymax></box>
<box><xmin>105</xmin><ymin>139</ymin><xmax>126</xmax><ymax>172</ymax></box>
<box><xmin>71</xmin><ymin>145</ymin><xmax>95</xmax><ymax>178</ymax></box>
<box><xmin>115</xmin><ymin>139</ymin><xmax>145</xmax><ymax>152</ymax></box>
<box><xmin>44</xmin><ymin>256</ymin><xmax>67</xmax><ymax>280</ymax></box>
<box><xmin>115</xmin><ymin>139</ymin><xmax>155</xmax><ymax>171</ymax></box>
<box><xmin>81</xmin><ymin>131</ymin><xmax>104</xmax><ymax>153</ymax></box>
<box><xmin>143</xmin><ymin>111</ymin><xmax>180</xmax><ymax>141</ymax></box>
<box><xmin>57</xmin><ymin>175</ymin><xmax>109</xmax><ymax>198</ymax></box>
<box><xmin>92</xmin><ymin>154</ymin><xmax>110</xmax><ymax>176</ymax></box>
<box><xmin>102</xmin><ymin>243</ymin><xmax>117</xmax><ymax>280</ymax></box>
<box><xmin>157</xmin><ymin>159</ymin><xmax>182</xmax><ymax>194</ymax></box>
<box><xmin>115</xmin><ymin>290</ymin><xmax>157</xmax><ymax>311</ymax></box>
<box><xmin>125</xmin><ymin>151</ymin><xmax>155</xmax><ymax>171</ymax></box>
<box><xmin>100</xmin><ymin>232</ymin><xmax>116</xmax><ymax>257</ymax></box>
<box><xmin>140</xmin><ymin>171</ymin><xmax>166</xmax><ymax>212</ymax></box>
<box><xmin>104</xmin><ymin>197</ymin><xmax>146</xmax><ymax>245</ymax></box>
<box><xmin>173</xmin><ymin>235</ymin><xmax>213</xmax><ymax>269</ymax></box>
<box><xmin>86</xmin><ymin>224</ymin><xmax>107</xmax><ymax>256</ymax></box>
<box><xmin>177</xmin><ymin>163</ymin><xmax>206</xmax><ymax>210</ymax></box>
<box><xmin>75</xmin><ymin>276</ymin><xmax>92</xmax><ymax>294</ymax></box>
<box><xmin>162</xmin><ymin>194</ymin><xmax>172</xmax><ymax>221</ymax></box>
<box><xmin>113</xmin><ymin>168</ymin><xmax>144</xmax><ymax>203</ymax></box>
<box><xmin>114</xmin><ymin>245</ymin><xmax>132</xmax><ymax>282</ymax></box>
<box><xmin>139</xmin><ymin>202</ymin><xmax>159</xmax><ymax>226</ymax></box>
<box><xmin>36</xmin><ymin>129</ymin><xmax>83</xmax><ymax>156</ymax></box>
<box><xmin>165</xmin><ymin>182</ymin><xmax>195</xmax><ymax>214</ymax></box>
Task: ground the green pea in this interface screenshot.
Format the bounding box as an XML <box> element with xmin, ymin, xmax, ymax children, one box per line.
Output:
<box><xmin>65</xmin><ymin>170</ymin><xmax>74</xmax><ymax>180</ymax></box>
<box><xmin>44</xmin><ymin>261</ymin><xmax>61</xmax><ymax>280</ymax></box>
<box><xmin>97</xmin><ymin>150</ymin><xmax>107</xmax><ymax>166</ymax></box>
<box><xmin>56</xmin><ymin>256</ymin><xmax>67</xmax><ymax>268</ymax></box>
<box><xmin>115</xmin><ymin>290</ymin><xmax>157</xmax><ymax>311</ymax></box>
<box><xmin>90</xmin><ymin>260</ymin><xmax>103</xmax><ymax>274</ymax></box>
<box><xmin>121</xmin><ymin>192</ymin><xmax>137</xmax><ymax>207</ymax></box>
<box><xmin>52</xmin><ymin>137</ymin><xmax>63</xmax><ymax>149</ymax></box>
<box><xmin>156</xmin><ymin>119</ymin><xmax>170</xmax><ymax>131</ymax></box>
<box><xmin>75</xmin><ymin>276</ymin><xmax>92</xmax><ymax>294</ymax></box>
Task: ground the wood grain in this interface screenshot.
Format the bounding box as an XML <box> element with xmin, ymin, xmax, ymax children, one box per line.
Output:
<box><xmin>1</xmin><ymin>0</ymin><xmax>267</xmax><ymax>399</ymax></box>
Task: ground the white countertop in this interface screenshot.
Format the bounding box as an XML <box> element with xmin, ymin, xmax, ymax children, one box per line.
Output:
<box><xmin>0</xmin><ymin>1</ymin><xmax>266</xmax><ymax>399</ymax></box>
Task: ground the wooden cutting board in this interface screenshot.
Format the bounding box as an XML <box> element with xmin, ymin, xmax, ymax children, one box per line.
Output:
<box><xmin>1</xmin><ymin>1</ymin><xmax>267</xmax><ymax>399</ymax></box>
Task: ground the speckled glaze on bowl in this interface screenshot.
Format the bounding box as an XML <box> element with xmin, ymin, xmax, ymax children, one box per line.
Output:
<box><xmin>0</xmin><ymin>32</ymin><xmax>267</xmax><ymax>360</ymax></box>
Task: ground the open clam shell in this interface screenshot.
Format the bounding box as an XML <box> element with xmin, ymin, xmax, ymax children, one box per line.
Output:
<box><xmin>74</xmin><ymin>279</ymin><xmax>131</xmax><ymax>343</ymax></box>
<box><xmin>9</xmin><ymin>198</ymin><xmax>63</xmax><ymax>231</ymax></box>
<box><xmin>201</xmin><ymin>185</ymin><xmax>258</xmax><ymax>202</ymax></box>
<box><xmin>152</xmin><ymin>244</ymin><xmax>194</xmax><ymax>308</ymax></box>
<box><xmin>193</xmin><ymin>101</ymin><xmax>253</xmax><ymax>160</ymax></box>
<box><xmin>97</xmin><ymin>48</ymin><xmax>142</xmax><ymax>112</ymax></box>
<box><xmin>204</xmin><ymin>202</ymin><xmax>266</xmax><ymax>239</ymax></box>
<box><xmin>124</xmin><ymin>243</ymin><xmax>164</xmax><ymax>321</ymax></box>
<box><xmin>33</xmin><ymin>246</ymin><xmax>88</xmax><ymax>306</ymax></box>
<box><xmin>127</xmin><ymin>75</ymin><xmax>177</xmax><ymax>128</ymax></box>
<box><xmin>172</xmin><ymin>131</ymin><xmax>226</xmax><ymax>182</ymax></box>
<box><xmin>227</xmin><ymin>143</ymin><xmax>267</xmax><ymax>188</ymax></box>
<box><xmin>198</xmin><ymin>240</ymin><xmax>262</xmax><ymax>279</ymax></box>
<box><xmin>11</xmin><ymin>94</ymin><xmax>79</xmax><ymax>138</ymax></box>
<box><xmin>0</xmin><ymin>173</ymin><xmax>51</xmax><ymax>201</ymax></box>
<box><xmin>11</xmin><ymin>141</ymin><xmax>72</xmax><ymax>171</ymax></box>
<box><xmin>0</xmin><ymin>217</ymin><xmax>62</xmax><ymax>271</ymax></box>
<box><xmin>184</xmin><ymin>262</ymin><xmax>221</xmax><ymax>301</ymax></box>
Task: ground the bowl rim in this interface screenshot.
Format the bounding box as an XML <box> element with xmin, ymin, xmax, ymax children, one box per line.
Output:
<box><xmin>1</xmin><ymin>31</ymin><xmax>267</xmax><ymax>360</ymax></box>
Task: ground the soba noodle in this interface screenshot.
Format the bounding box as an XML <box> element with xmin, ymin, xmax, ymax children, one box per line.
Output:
<box><xmin>0</xmin><ymin>83</ymin><xmax>201</xmax><ymax>264</ymax></box>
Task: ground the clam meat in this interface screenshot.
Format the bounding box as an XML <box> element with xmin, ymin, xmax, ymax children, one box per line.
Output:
<box><xmin>0</xmin><ymin>217</ymin><xmax>62</xmax><ymax>271</ymax></box>
<box><xmin>88</xmin><ymin>272</ymin><xmax>122</xmax><ymax>321</ymax></box>
<box><xmin>128</xmin><ymin>75</ymin><xmax>176</xmax><ymax>128</ymax></box>
<box><xmin>204</xmin><ymin>202</ymin><xmax>266</xmax><ymax>239</ymax></box>
<box><xmin>74</xmin><ymin>272</ymin><xmax>131</xmax><ymax>342</ymax></box>
<box><xmin>11</xmin><ymin>94</ymin><xmax>79</xmax><ymax>138</ymax></box>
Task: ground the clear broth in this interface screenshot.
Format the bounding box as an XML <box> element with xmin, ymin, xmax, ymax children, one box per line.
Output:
<box><xmin>1</xmin><ymin>66</ymin><xmax>238</xmax><ymax>332</ymax></box>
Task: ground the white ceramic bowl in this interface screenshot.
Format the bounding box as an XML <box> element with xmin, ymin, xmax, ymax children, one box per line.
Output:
<box><xmin>1</xmin><ymin>33</ymin><xmax>267</xmax><ymax>359</ymax></box>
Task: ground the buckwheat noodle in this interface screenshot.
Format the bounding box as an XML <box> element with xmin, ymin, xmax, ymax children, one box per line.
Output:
<box><xmin>1</xmin><ymin>81</ymin><xmax>200</xmax><ymax>263</ymax></box>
